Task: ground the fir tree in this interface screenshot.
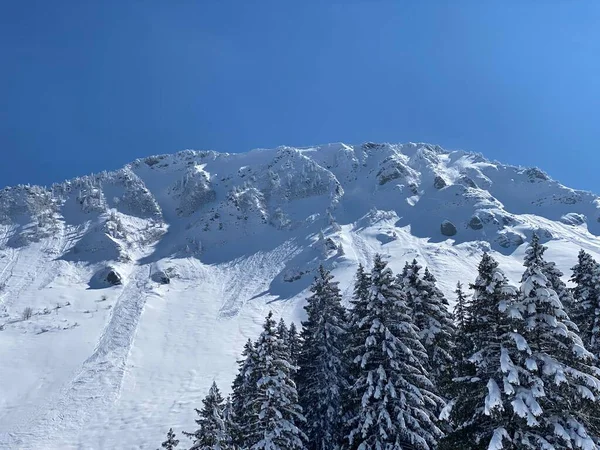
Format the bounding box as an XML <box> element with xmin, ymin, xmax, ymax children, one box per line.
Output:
<box><xmin>288</xmin><ymin>322</ymin><xmax>301</xmax><ymax>367</ymax></box>
<box><xmin>230</xmin><ymin>339</ymin><xmax>258</xmax><ymax>448</ymax></box>
<box><xmin>442</xmin><ymin>253</ymin><xmax>534</xmax><ymax>450</ymax></box>
<box><xmin>277</xmin><ymin>318</ymin><xmax>290</xmax><ymax>346</ymax></box>
<box><xmin>354</xmin><ymin>263</ymin><xmax>370</xmax><ymax>299</ymax></box>
<box><xmin>245</xmin><ymin>312</ymin><xmax>306</xmax><ymax>450</ymax></box>
<box><xmin>345</xmin><ymin>263</ymin><xmax>371</xmax><ymax>380</ymax></box>
<box><xmin>342</xmin><ymin>263</ymin><xmax>371</xmax><ymax>434</ymax></box>
<box><xmin>277</xmin><ymin>318</ymin><xmax>292</xmax><ymax>363</ymax></box>
<box><xmin>297</xmin><ymin>265</ymin><xmax>347</xmax><ymax>450</ymax></box>
<box><xmin>520</xmin><ymin>241</ymin><xmax>600</xmax><ymax>448</ymax></box>
<box><xmin>185</xmin><ymin>382</ymin><xmax>232</xmax><ymax>450</ymax></box>
<box><xmin>222</xmin><ymin>396</ymin><xmax>239</xmax><ymax>450</ymax></box>
<box><xmin>159</xmin><ymin>428</ymin><xmax>179</xmax><ymax>450</ymax></box>
<box><xmin>345</xmin><ymin>254</ymin><xmax>443</xmax><ymax>450</ymax></box>
<box><xmin>525</xmin><ymin>233</ymin><xmax>575</xmax><ymax>316</ymax></box>
<box><xmin>571</xmin><ymin>249</ymin><xmax>600</xmax><ymax>354</ymax></box>
<box><xmin>451</xmin><ymin>282</ymin><xmax>473</xmax><ymax>392</ymax></box>
<box><xmin>453</xmin><ymin>281</ymin><xmax>470</xmax><ymax>332</ymax></box>
<box><xmin>421</xmin><ymin>267</ymin><xmax>457</xmax><ymax>394</ymax></box>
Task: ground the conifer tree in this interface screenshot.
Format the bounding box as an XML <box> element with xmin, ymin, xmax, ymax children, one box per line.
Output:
<box><xmin>158</xmin><ymin>428</ymin><xmax>179</xmax><ymax>450</ymax></box>
<box><xmin>185</xmin><ymin>382</ymin><xmax>232</xmax><ymax>450</ymax></box>
<box><xmin>571</xmin><ymin>249</ymin><xmax>600</xmax><ymax>353</ymax></box>
<box><xmin>277</xmin><ymin>318</ymin><xmax>292</xmax><ymax>363</ymax></box>
<box><xmin>297</xmin><ymin>265</ymin><xmax>347</xmax><ymax>450</ymax></box>
<box><xmin>525</xmin><ymin>233</ymin><xmax>575</xmax><ymax>315</ymax></box>
<box><xmin>345</xmin><ymin>254</ymin><xmax>443</xmax><ymax>449</ymax></box>
<box><xmin>245</xmin><ymin>312</ymin><xmax>306</xmax><ymax>450</ymax></box>
<box><xmin>421</xmin><ymin>267</ymin><xmax>457</xmax><ymax>394</ymax></box>
<box><xmin>451</xmin><ymin>282</ymin><xmax>473</xmax><ymax>389</ymax></box>
<box><xmin>453</xmin><ymin>281</ymin><xmax>470</xmax><ymax>332</ymax></box>
<box><xmin>230</xmin><ymin>339</ymin><xmax>258</xmax><ymax>447</ymax></box>
<box><xmin>222</xmin><ymin>397</ymin><xmax>238</xmax><ymax>450</ymax></box>
<box><xmin>288</xmin><ymin>322</ymin><xmax>301</xmax><ymax>367</ymax></box>
<box><xmin>442</xmin><ymin>253</ymin><xmax>533</xmax><ymax>450</ymax></box>
<box><xmin>345</xmin><ymin>263</ymin><xmax>371</xmax><ymax>380</ymax></box>
<box><xmin>342</xmin><ymin>263</ymin><xmax>371</xmax><ymax>432</ymax></box>
<box><xmin>520</xmin><ymin>241</ymin><xmax>600</xmax><ymax>448</ymax></box>
<box><xmin>277</xmin><ymin>318</ymin><xmax>290</xmax><ymax>346</ymax></box>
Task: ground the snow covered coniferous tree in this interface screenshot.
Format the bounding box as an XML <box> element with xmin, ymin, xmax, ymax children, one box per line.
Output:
<box><xmin>277</xmin><ymin>318</ymin><xmax>289</xmax><ymax>347</ymax></box>
<box><xmin>571</xmin><ymin>249</ymin><xmax>600</xmax><ymax>353</ymax></box>
<box><xmin>159</xmin><ymin>428</ymin><xmax>179</xmax><ymax>450</ymax></box>
<box><xmin>420</xmin><ymin>267</ymin><xmax>457</xmax><ymax>394</ymax></box>
<box><xmin>185</xmin><ymin>382</ymin><xmax>232</xmax><ymax>450</ymax></box>
<box><xmin>245</xmin><ymin>312</ymin><xmax>306</xmax><ymax>450</ymax></box>
<box><xmin>342</xmin><ymin>263</ymin><xmax>371</xmax><ymax>431</ymax></box>
<box><xmin>288</xmin><ymin>322</ymin><xmax>301</xmax><ymax>368</ymax></box>
<box><xmin>450</xmin><ymin>282</ymin><xmax>472</xmax><ymax>387</ymax></box>
<box><xmin>230</xmin><ymin>339</ymin><xmax>258</xmax><ymax>447</ymax></box>
<box><xmin>453</xmin><ymin>281</ymin><xmax>470</xmax><ymax>332</ymax></box>
<box><xmin>345</xmin><ymin>254</ymin><xmax>443</xmax><ymax>450</ymax></box>
<box><xmin>297</xmin><ymin>265</ymin><xmax>347</xmax><ymax>450</ymax></box>
<box><xmin>442</xmin><ymin>253</ymin><xmax>533</xmax><ymax>450</ymax></box>
<box><xmin>520</xmin><ymin>239</ymin><xmax>600</xmax><ymax>448</ymax></box>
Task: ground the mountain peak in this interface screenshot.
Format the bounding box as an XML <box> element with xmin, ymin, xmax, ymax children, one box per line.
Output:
<box><xmin>2</xmin><ymin>142</ymin><xmax>600</xmax><ymax>448</ymax></box>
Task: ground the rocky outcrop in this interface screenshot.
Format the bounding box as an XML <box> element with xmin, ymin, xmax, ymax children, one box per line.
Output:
<box><xmin>433</xmin><ymin>176</ymin><xmax>447</xmax><ymax>189</ymax></box>
<box><xmin>458</xmin><ymin>176</ymin><xmax>478</xmax><ymax>189</ymax></box>
<box><xmin>441</xmin><ymin>220</ymin><xmax>457</xmax><ymax>236</ymax></box>
<box><xmin>106</xmin><ymin>270</ymin><xmax>122</xmax><ymax>286</ymax></box>
<box><xmin>468</xmin><ymin>216</ymin><xmax>484</xmax><ymax>230</ymax></box>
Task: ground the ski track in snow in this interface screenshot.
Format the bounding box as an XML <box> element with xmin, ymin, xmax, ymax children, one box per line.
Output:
<box><xmin>6</xmin><ymin>265</ymin><xmax>152</xmax><ymax>449</ymax></box>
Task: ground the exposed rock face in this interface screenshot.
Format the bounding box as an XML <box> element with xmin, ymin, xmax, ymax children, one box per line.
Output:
<box><xmin>89</xmin><ymin>267</ymin><xmax>123</xmax><ymax>288</ymax></box>
<box><xmin>433</xmin><ymin>175</ymin><xmax>447</xmax><ymax>189</ymax></box>
<box><xmin>497</xmin><ymin>230</ymin><xmax>525</xmax><ymax>248</ymax></box>
<box><xmin>524</xmin><ymin>167</ymin><xmax>550</xmax><ymax>182</ymax></box>
<box><xmin>458</xmin><ymin>176</ymin><xmax>478</xmax><ymax>189</ymax></box>
<box><xmin>441</xmin><ymin>220</ymin><xmax>457</xmax><ymax>236</ymax></box>
<box><xmin>151</xmin><ymin>270</ymin><xmax>170</xmax><ymax>285</ymax></box>
<box><xmin>324</xmin><ymin>237</ymin><xmax>338</xmax><ymax>251</ymax></box>
<box><xmin>468</xmin><ymin>216</ymin><xmax>484</xmax><ymax>230</ymax></box>
<box><xmin>106</xmin><ymin>270</ymin><xmax>122</xmax><ymax>286</ymax></box>
<box><xmin>561</xmin><ymin>213</ymin><xmax>586</xmax><ymax>226</ymax></box>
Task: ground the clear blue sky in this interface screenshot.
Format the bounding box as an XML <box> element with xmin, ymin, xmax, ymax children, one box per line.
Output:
<box><xmin>2</xmin><ymin>1</ymin><xmax>599</xmax><ymax>191</ymax></box>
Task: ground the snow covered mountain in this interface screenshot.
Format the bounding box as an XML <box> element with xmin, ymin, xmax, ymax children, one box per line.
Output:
<box><xmin>2</xmin><ymin>142</ymin><xmax>600</xmax><ymax>449</ymax></box>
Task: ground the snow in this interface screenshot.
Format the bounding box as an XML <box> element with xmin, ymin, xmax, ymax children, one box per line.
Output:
<box><xmin>488</xmin><ymin>427</ymin><xmax>510</xmax><ymax>450</ymax></box>
<box><xmin>2</xmin><ymin>142</ymin><xmax>600</xmax><ymax>448</ymax></box>
<box><xmin>484</xmin><ymin>379</ymin><xmax>504</xmax><ymax>416</ymax></box>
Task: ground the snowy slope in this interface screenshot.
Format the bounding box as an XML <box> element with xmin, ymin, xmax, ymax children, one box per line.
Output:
<box><xmin>2</xmin><ymin>142</ymin><xmax>600</xmax><ymax>449</ymax></box>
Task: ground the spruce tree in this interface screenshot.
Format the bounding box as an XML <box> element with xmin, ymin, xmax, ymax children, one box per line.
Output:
<box><xmin>230</xmin><ymin>339</ymin><xmax>258</xmax><ymax>447</ymax></box>
<box><xmin>222</xmin><ymin>397</ymin><xmax>238</xmax><ymax>450</ymax></box>
<box><xmin>421</xmin><ymin>267</ymin><xmax>457</xmax><ymax>394</ymax></box>
<box><xmin>288</xmin><ymin>322</ymin><xmax>301</xmax><ymax>367</ymax></box>
<box><xmin>159</xmin><ymin>428</ymin><xmax>179</xmax><ymax>450</ymax></box>
<box><xmin>520</xmin><ymin>242</ymin><xmax>600</xmax><ymax>448</ymax></box>
<box><xmin>277</xmin><ymin>318</ymin><xmax>290</xmax><ymax>346</ymax></box>
<box><xmin>297</xmin><ymin>265</ymin><xmax>347</xmax><ymax>450</ymax></box>
<box><xmin>453</xmin><ymin>281</ymin><xmax>470</xmax><ymax>332</ymax></box>
<box><xmin>185</xmin><ymin>382</ymin><xmax>232</xmax><ymax>450</ymax></box>
<box><xmin>571</xmin><ymin>249</ymin><xmax>600</xmax><ymax>353</ymax></box>
<box><xmin>345</xmin><ymin>254</ymin><xmax>443</xmax><ymax>449</ymax></box>
<box><xmin>451</xmin><ymin>282</ymin><xmax>472</xmax><ymax>390</ymax></box>
<box><xmin>245</xmin><ymin>312</ymin><xmax>306</xmax><ymax>450</ymax></box>
<box><xmin>525</xmin><ymin>233</ymin><xmax>575</xmax><ymax>316</ymax></box>
<box><xmin>442</xmin><ymin>253</ymin><xmax>534</xmax><ymax>450</ymax></box>
<box><xmin>345</xmin><ymin>263</ymin><xmax>371</xmax><ymax>380</ymax></box>
<box><xmin>342</xmin><ymin>263</ymin><xmax>371</xmax><ymax>433</ymax></box>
